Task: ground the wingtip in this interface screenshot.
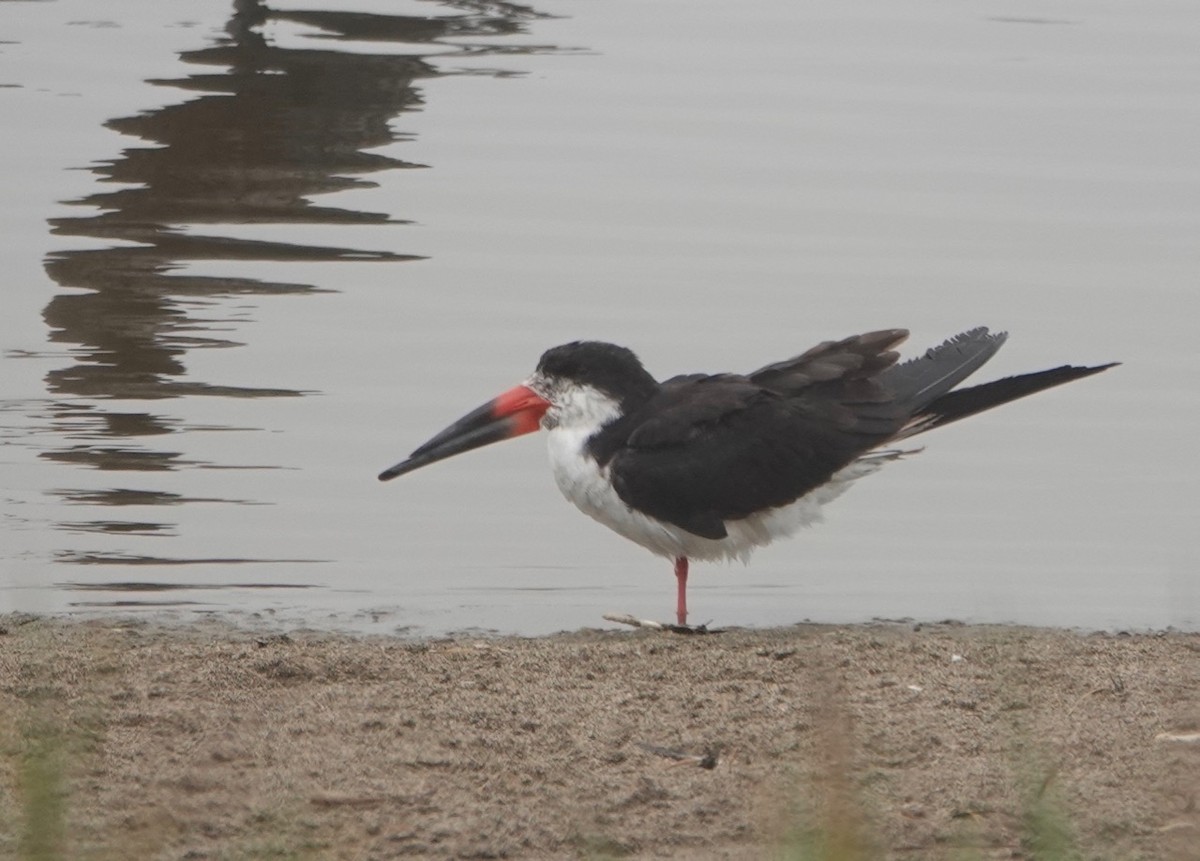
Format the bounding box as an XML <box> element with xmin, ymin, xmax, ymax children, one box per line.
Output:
<box><xmin>1075</xmin><ymin>360</ymin><xmax>1121</xmax><ymax>377</ymax></box>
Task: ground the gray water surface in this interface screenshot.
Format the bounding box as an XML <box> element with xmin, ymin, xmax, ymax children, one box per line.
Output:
<box><xmin>2</xmin><ymin>0</ymin><xmax>1197</xmax><ymax>635</ymax></box>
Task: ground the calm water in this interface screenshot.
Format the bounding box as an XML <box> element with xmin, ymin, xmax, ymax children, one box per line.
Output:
<box><xmin>2</xmin><ymin>0</ymin><xmax>1197</xmax><ymax>635</ymax></box>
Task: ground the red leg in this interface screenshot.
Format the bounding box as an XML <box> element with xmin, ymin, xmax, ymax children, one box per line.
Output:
<box><xmin>674</xmin><ymin>556</ymin><xmax>689</xmax><ymax>626</ymax></box>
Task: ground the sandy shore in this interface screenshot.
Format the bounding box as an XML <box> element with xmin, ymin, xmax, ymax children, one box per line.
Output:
<box><xmin>1</xmin><ymin>615</ymin><xmax>1196</xmax><ymax>860</ymax></box>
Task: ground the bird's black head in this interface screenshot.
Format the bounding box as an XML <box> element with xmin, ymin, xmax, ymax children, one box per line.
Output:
<box><xmin>534</xmin><ymin>341</ymin><xmax>659</xmax><ymax>410</ymax></box>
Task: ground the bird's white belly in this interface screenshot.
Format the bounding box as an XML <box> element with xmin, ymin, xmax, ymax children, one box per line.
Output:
<box><xmin>545</xmin><ymin>426</ymin><xmax>904</xmax><ymax>563</ymax></box>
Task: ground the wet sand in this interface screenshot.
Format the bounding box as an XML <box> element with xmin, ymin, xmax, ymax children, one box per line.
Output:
<box><xmin>1</xmin><ymin>616</ymin><xmax>1197</xmax><ymax>859</ymax></box>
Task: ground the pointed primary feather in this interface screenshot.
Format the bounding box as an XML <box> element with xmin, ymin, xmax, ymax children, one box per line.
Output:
<box><xmin>900</xmin><ymin>361</ymin><xmax>1119</xmax><ymax>438</ymax></box>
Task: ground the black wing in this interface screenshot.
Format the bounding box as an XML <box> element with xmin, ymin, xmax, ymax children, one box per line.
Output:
<box><xmin>597</xmin><ymin>331</ymin><xmax>925</xmax><ymax>539</ymax></box>
<box><xmin>597</xmin><ymin>328</ymin><xmax>1027</xmax><ymax>540</ymax></box>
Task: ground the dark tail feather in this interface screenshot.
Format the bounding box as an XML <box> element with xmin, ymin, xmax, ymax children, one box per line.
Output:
<box><xmin>900</xmin><ymin>362</ymin><xmax>1119</xmax><ymax>438</ymax></box>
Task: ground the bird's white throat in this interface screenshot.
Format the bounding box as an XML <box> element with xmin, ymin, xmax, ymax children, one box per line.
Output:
<box><xmin>529</xmin><ymin>378</ymin><xmax>623</xmax><ymax>433</ymax></box>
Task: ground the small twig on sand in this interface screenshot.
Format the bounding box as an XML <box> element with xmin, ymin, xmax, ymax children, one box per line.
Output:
<box><xmin>310</xmin><ymin>792</ymin><xmax>389</xmax><ymax>809</ymax></box>
<box><xmin>636</xmin><ymin>742</ymin><xmax>720</xmax><ymax>769</ymax></box>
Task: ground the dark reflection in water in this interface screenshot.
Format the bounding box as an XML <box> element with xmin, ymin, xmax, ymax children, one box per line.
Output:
<box><xmin>60</xmin><ymin>581</ymin><xmax>317</xmax><ymax>589</ymax></box>
<box><xmin>59</xmin><ymin>579</ymin><xmax>319</xmax><ymax>609</ymax></box>
<box><xmin>49</xmin><ymin>488</ymin><xmax>264</xmax><ymax>506</ymax></box>
<box><xmin>56</xmin><ymin>551</ymin><xmax>324</xmax><ymax>565</ymax></box>
<box><xmin>55</xmin><ymin>521</ymin><xmax>175</xmax><ymax>536</ymax></box>
<box><xmin>38</xmin><ymin>0</ymin><xmax>560</xmax><ymax>566</ymax></box>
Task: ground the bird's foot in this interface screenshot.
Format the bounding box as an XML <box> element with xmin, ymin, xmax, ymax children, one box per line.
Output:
<box><xmin>602</xmin><ymin>614</ymin><xmax>720</xmax><ymax>634</ymax></box>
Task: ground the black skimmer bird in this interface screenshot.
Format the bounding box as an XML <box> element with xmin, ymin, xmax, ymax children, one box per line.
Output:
<box><xmin>379</xmin><ymin>328</ymin><xmax>1115</xmax><ymax>627</ymax></box>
